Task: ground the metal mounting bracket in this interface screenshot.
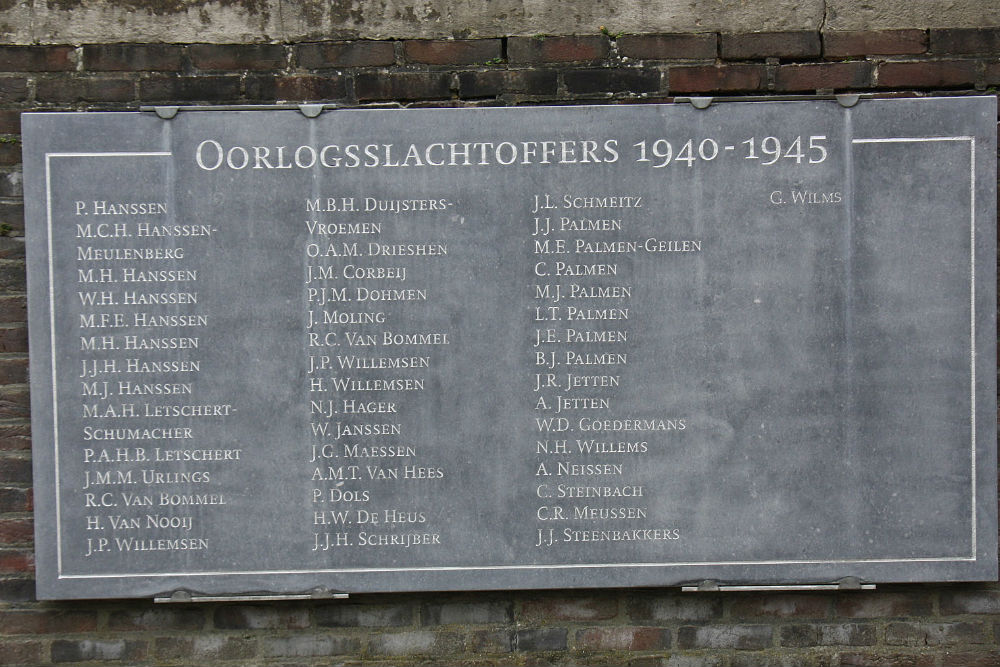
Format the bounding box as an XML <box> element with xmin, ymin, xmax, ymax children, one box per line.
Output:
<box><xmin>154</xmin><ymin>587</ymin><xmax>349</xmax><ymax>603</ymax></box>
<box><xmin>682</xmin><ymin>577</ymin><xmax>875</xmax><ymax>592</ymax></box>
<box><xmin>139</xmin><ymin>104</ymin><xmax>343</xmax><ymax>119</ymax></box>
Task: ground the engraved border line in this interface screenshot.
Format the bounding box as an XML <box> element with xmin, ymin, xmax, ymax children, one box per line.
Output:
<box><xmin>51</xmin><ymin>141</ymin><xmax>981</xmax><ymax>581</ymax></box>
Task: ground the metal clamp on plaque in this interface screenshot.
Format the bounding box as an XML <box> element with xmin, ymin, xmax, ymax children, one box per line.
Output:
<box><xmin>21</xmin><ymin>97</ymin><xmax>997</xmax><ymax>600</ymax></box>
<box><xmin>153</xmin><ymin>588</ymin><xmax>349</xmax><ymax>604</ymax></box>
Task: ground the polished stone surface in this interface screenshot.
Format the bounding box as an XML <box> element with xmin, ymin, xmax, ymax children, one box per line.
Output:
<box><xmin>22</xmin><ymin>98</ymin><xmax>996</xmax><ymax>599</ymax></box>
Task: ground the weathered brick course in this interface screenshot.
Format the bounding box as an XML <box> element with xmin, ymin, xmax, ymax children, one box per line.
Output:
<box><xmin>721</xmin><ymin>31</ymin><xmax>821</xmax><ymax>59</ymax></box>
<box><xmin>213</xmin><ymin>604</ymin><xmax>309</xmax><ymax>630</ymax></box>
<box><xmin>823</xmin><ymin>30</ymin><xmax>927</xmax><ymax>57</ymax></box>
<box><xmin>515</xmin><ymin>627</ymin><xmax>568</xmax><ymax>651</ymax></box>
<box><xmin>0</xmin><ymin>486</ymin><xmax>31</xmax><ymax>512</ymax></box>
<box><xmin>508</xmin><ymin>36</ymin><xmax>609</xmax><ymax>63</ymax></box>
<box><xmin>36</xmin><ymin>76</ymin><xmax>135</xmax><ymax>103</ymax></box>
<box><xmin>774</xmin><ymin>62</ymin><xmax>873</xmax><ymax>91</ymax></box>
<box><xmin>930</xmin><ymin>28</ymin><xmax>1000</xmax><ymax>55</ymax></box>
<box><xmin>563</xmin><ymin>68</ymin><xmax>662</xmax><ymax>94</ymax></box>
<box><xmin>189</xmin><ymin>43</ymin><xmax>286</xmax><ymax>71</ymax></box>
<box><xmin>885</xmin><ymin>621</ymin><xmax>988</xmax><ymax>646</ymax></box>
<box><xmin>677</xmin><ymin>624</ymin><xmax>773</xmax><ymax>650</ymax></box>
<box><xmin>296</xmin><ymin>40</ymin><xmax>396</xmax><ymax>68</ymax></box>
<box><xmin>51</xmin><ymin>639</ymin><xmax>147</xmax><ymax>663</ymax></box>
<box><xmin>315</xmin><ymin>601</ymin><xmax>415</xmax><ymax>627</ymax></box>
<box><xmin>627</xmin><ymin>594</ymin><xmax>722</xmax><ymax>623</ymax></box>
<box><xmin>668</xmin><ymin>64</ymin><xmax>766</xmax><ymax>92</ymax></box>
<box><xmin>575</xmin><ymin>626</ymin><xmax>671</xmax><ymax>650</ymax></box>
<box><xmin>404</xmin><ymin>39</ymin><xmax>502</xmax><ymax>65</ymax></box>
<box><xmin>0</xmin><ymin>46</ymin><xmax>74</xmax><ymax>72</ymax></box>
<box><xmin>522</xmin><ymin>594</ymin><xmax>618</xmax><ymax>621</ymax></box>
<box><xmin>83</xmin><ymin>44</ymin><xmax>184</xmax><ymax>71</ymax></box>
<box><xmin>0</xmin><ymin>454</ymin><xmax>30</xmax><ymax>483</ymax></box>
<box><xmin>458</xmin><ymin>69</ymin><xmax>557</xmax><ymax>97</ymax></box>
<box><xmin>355</xmin><ymin>71</ymin><xmax>452</xmax><ymax>100</ymax></box>
<box><xmin>618</xmin><ymin>33</ymin><xmax>717</xmax><ymax>60</ymax></box>
<box><xmin>876</xmin><ymin>60</ymin><xmax>979</xmax><ymax>88</ymax></box>
<box><xmin>139</xmin><ymin>75</ymin><xmax>242</xmax><ymax>102</ymax></box>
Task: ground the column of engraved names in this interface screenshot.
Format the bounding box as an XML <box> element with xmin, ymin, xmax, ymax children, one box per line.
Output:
<box><xmin>304</xmin><ymin>195</ymin><xmax>453</xmax><ymax>556</ymax></box>
<box><xmin>530</xmin><ymin>191</ymin><xmax>690</xmax><ymax>551</ymax></box>
<box><xmin>71</xmin><ymin>178</ymin><xmax>236</xmax><ymax>564</ymax></box>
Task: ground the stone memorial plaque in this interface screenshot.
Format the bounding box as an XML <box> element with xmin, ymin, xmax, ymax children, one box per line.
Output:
<box><xmin>23</xmin><ymin>97</ymin><xmax>997</xmax><ymax>600</ymax></box>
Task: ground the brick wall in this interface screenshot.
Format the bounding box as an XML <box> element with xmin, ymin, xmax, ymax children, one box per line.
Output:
<box><xmin>1</xmin><ymin>27</ymin><xmax>998</xmax><ymax>667</ymax></box>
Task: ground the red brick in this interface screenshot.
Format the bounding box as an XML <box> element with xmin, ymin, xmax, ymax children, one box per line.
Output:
<box><xmin>0</xmin><ymin>424</ymin><xmax>28</xmax><ymax>451</ymax></box>
<box><xmin>508</xmin><ymin>36</ymin><xmax>609</xmax><ymax>64</ymax></box>
<box><xmin>0</xmin><ymin>640</ymin><xmax>44</xmax><ymax>666</ymax></box>
<box><xmin>669</xmin><ymin>64</ymin><xmax>766</xmax><ymax>92</ymax></box>
<box><xmin>564</xmin><ymin>68</ymin><xmax>662</xmax><ymax>94</ymax></box>
<box><xmin>82</xmin><ymin>44</ymin><xmax>184</xmax><ymax>71</ymax></box>
<box><xmin>0</xmin><ymin>359</ymin><xmax>24</xmax><ymax>388</ymax></box>
<box><xmin>367</xmin><ymin>630</ymin><xmax>459</xmax><ymax>656</ymax></box>
<box><xmin>109</xmin><ymin>607</ymin><xmax>205</xmax><ymax>631</ymax></box>
<box><xmin>0</xmin><ymin>548</ymin><xmax>32</xmax><ymax>573</ymax></box>
<box><xmin>940</xmin><ymin>651</ymin><xmax>1000</xmax><ymax>666</ymax></box>
<box><xmin>0</xmin><ymin>577</ymin><xmax>34</xmax><ymax>602</ymax></box>
<box><xmin>0</xmin><ymin>238</ymin><xmax>23</xmax><ymax>261</ymax></box>
<box><xmin>355</xmin><ymin>72</ymin><xmax>451</xmax><ymax>101</ymax></box>
<box><xmin>774</xmin><ymin>62</ymin><xmax>873</xmax><ymax>91</ymax></box>
<box><xmin>721</xmin><ymin>31</ymin><xmax>821</xmax><ymax>59</ymax></box>
<box><xmin>628</xmin><ymin>595</ymin><xmax>722</xmax><ymax>622</ymax></box>
<box><xmin>731</xmin><ymin>594</ymin><xmax>830</xmax><ymax>619</ymax></box>
<box><xmin>576</xmin><ymin>627</ymin><xmax>671</xmax><ymax>650</ymax></box>
<box><xmin>458</xmin><ymin>69</ymin><xmax>558</xmax><ymax>98</ymax></box>
<box><xmin>0</xmin><ymin>261</ymin><xmax>24</xmax><ymax>291</ymax></box>
<box><xmin>514</xmin><ymin>627</ymin><xmax>566</xmax><ymax>651</ymax></box>
<box><xmin>930</xmin><ymin>28</ymin><xmax>1000</xmax><ymax>55</ymax></box>
<box><xmin>618</xmin><ymin>33</ymin><xmax>717</xmax><ymax>60</ymax></box>
<box><xmin>51</xmin><ymin>639</ymin><xmax>146</xmax><ymax>663</ymax></box>
<box><xmin>940</xmin><ymin>589</ymin><xmax>1000</xmax><ymax>615</ymax></box>
<box><xmin>0</xmin><ymin>388</ymin><xmax>29</xmax><ymax>418</ymax></box>
<box><xmin>0</xmin><ymin>517</ymin><xmax>31</xmax><ymax>542</ymax></box>
<box><xmin>296</xmin><ymin>41</ymin><xmax>396</xmax><ymax>68</ymax></box>
<box><xmin>877</xmin><ymin>60</ymin><xmax>978</xmax><ymax>88</ymax></box>
<box><xmin>214</xmin><ymin>605</ymin><xmax>309</xmax><ymax>629</ymax></box>
<box><xmin>153</xmin><ymin>635</ymin><xmax>256</xmax><ymax>661</ymax></box>
<box><xmin>986</xmin><ymin>61</ymin><xmax>1000</xmax><ymax>85</ymax></box>
<box><xmin>0</xmin><ymin>46</ymin><xmax>74</xmax><ymax>72</ymax></box>
<box><xmin>0</xmin><ymin>610</ymin><xmax>97</xmax><ymax>634</ymax></box>
<box><xmin>189</xmin><ymin>43</ymin><xmax>286</xmax><ymax>71</ymax></box>
<box><xmin>677</xmin><ymin>624</ymin><xmax>772</xmax><ymax>650</ymax></box>
<box><xmin>823</xmin><ymin>30</ymin><xmax>927</xmax><ymax>57</ymax></box>
<box><xmin>469</xmin><ymin>629</ymin><xmax>514</xmax><ymax>652</ymax></box>
<box><xmin>0</xmin><ymin>455</ymin><xmax>30</xmax><ymax>483</ymax></box>
<box><xmin>315</xmin><ymin>601</ymin><xmax>413</xmax><ymax>627</ymax></box>
<box><xmin>421</xmin><ymin>600</ymin><xmax>511</xmax><ymax>625</ymax></box>
<box><xmin>522</xmin><ymin>595</ymin><xmax>617</xmax><ymax>621</ymax></box>
<box><xmin>404</xmin><ymin>39</ymin><xmax>501</xmax><ymax>65</ymax></box>
<box><xmin>245</xmin><ymin>74</ymin><xmax>348</xmax><ymax>102</ymax></box>
<box><xmin>885</xmin><ymin>621</ymin><xmax>987</xmax><ymax>646</ymax></box>
<box><xmin>0</xmin><ymin>173</ymin><xmax>21</xmax><ymax>198</ymax></box>
<box><xmin>0</xmin><ymin>78</ymin><xmax>28</xmax><ymax>103</ymax></box>
<box><xmin>780</xmin><ymin>622</ymin><xmax>875</xmax><ymax>647</ymax></box>
<box><xmin>36</xmin><ymin>76</ymin><xmax>135</xmax><ymax>103</ymax></box>
<box><xmin>839</xmin><ymin>652</ymin><xmax>937</xmax><ymax>667</ymax></box>
<box><xmin>0</xmin><ymin>203</ymin><xmax>23</xmax><ymax>235</ymax></box>
<box><xmin>0</xmin><ymin>110</ymin><xmax>20</xmax><ymax>135</ymax></box>
<box><xmin>0</xmin><ymin>141</ymin><xmax>20</xmax><ymax>167</ymax></box>
<box><xmin>0</xmin><ymin>487</ymin><xmax>31</xmax><ymax>512</ymax></box>
<box><xmin>139</xmin><ymin>75</ymin><xmax>242</xmax><ymax>103</ymax></box>
<box><xmin>0</xmin><ymin>296</ymin><xmax>25</xmax><ymax>322</ymax></box>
